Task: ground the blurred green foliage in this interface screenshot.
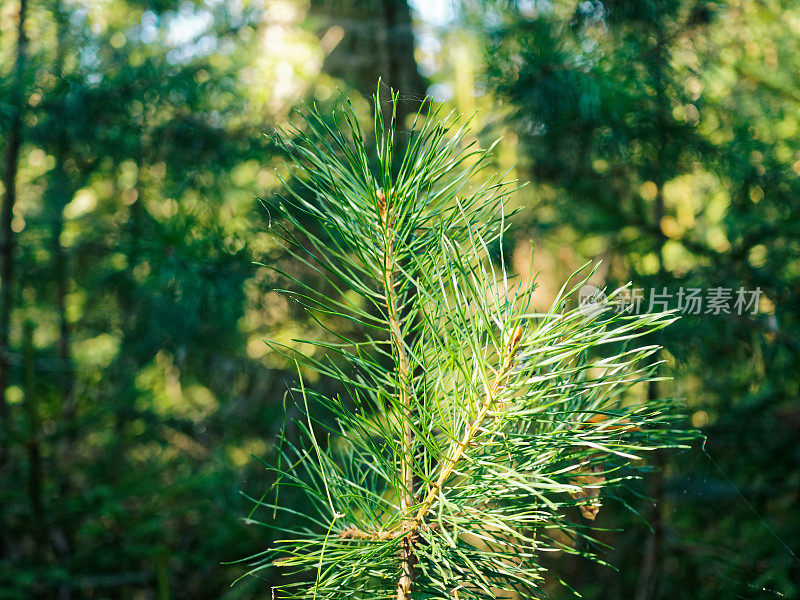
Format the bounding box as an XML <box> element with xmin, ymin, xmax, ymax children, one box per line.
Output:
<box><xmin>481</xmin><ymin>0</ymin><xmax>800</xmax><ymax>598</ymax></box>
<box><xmin>0</xmin><ymin>0</ymin><xmax>427</xmax><ymax>596</ymax></box>
<box><xmin>1</xmin><ymin>0</ymin><xmax>799</xmax><ymax>598</ymax></box>
<box><xmin>0</xmin><ymin>1</ymin><xmax>333</xmax><ymax>598</ymax></box>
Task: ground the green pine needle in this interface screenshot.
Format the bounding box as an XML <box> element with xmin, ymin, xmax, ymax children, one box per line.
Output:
<box><xmin>241</xmin><ymin>86</ymin><xmax>694</xmax><ymax>600</ymax></box>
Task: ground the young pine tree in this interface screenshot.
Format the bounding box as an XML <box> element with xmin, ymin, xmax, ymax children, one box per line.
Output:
<box><xmin>241</xmin><ymin>92</ymin><xmax>690</xmax><ymax>599</ymax></box>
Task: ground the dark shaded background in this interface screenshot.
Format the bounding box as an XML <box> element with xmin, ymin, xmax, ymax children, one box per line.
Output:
<box><xmin>0</xmin><ymin>0</ymin><xmax>798</xmax><ymax>598</ymax></box>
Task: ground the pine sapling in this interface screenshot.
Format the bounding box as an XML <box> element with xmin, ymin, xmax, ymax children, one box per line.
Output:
<box><xmin>240</xmin><ymin>90</ymin><xmax>691</xmax><ymax>599</ymax></box>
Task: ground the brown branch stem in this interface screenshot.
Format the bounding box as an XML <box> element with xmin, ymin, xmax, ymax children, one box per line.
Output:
<box><xmin>377</xmin><ymin>191</ymin><xmax>416</xmax><ymax>600</ymax></box>
<box><xmin>412</xmin><ymin>326</ymin><xmax>522</xmax><ymax>527</ymax></box>
<box><xmin>378</xmin><ymin>190</ymin><xmax>523</xmax><ymax>599</ymax></box>
<box><xmin>378</xmin><ymin>192</ymin><xmax>414</xmax><ymax>510</ymax></box>
<box><xmin>398</xmin><ymin>316</ymin><xmax>522</xmax><ymax>599</ymax></box>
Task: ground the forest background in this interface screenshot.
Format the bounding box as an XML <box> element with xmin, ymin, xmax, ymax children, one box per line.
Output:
<box><xmin>1</xmin><ymin>0</ymin><xmax>798</xmax><ymax>598</ymax></box>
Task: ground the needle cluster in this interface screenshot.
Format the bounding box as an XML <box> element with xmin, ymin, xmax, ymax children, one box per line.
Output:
<box><xmin>240</xmin><ymin>89</ymin><xmax>690</xmax><ymax>600</ymax></box>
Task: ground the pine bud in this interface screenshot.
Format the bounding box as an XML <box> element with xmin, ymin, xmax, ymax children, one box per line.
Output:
<box><xmin>377</xmin><ymin>189</ymin><xmax>387</xmax><ymax>224</ymax></box>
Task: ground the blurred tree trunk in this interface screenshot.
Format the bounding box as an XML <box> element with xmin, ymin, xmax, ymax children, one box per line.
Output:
<box><xmin>309</xmin><ymin>0</ymin><xmax>427</xmax><ymax>125</ymax></box>
<box><xmin>52</xmin><ymin>2</ymin><xmax>75</xmax><ymax>420</ymax></box>
<box><xmin>50</xmin><ymin>149</ymin><xmax>75</xmax><ymax>419</ymax></box>
<box><xmin>0</xmin><ymin>0</ymin><xmax>27</xmax><ymax>471</ymax></box>
<box><xmin>636</xmin><ymin>29</ymin><xmax>670</xmax><ymax>599</ymax></box>
<box><xmin>22</xmin><ymin>322</ymin><xmax>44</xmax><ymax>561</ymax></box>
<box><xmin>44</xmin><ymin>11</ymin><xmax>78</xmax><ymax>596</ymax></box>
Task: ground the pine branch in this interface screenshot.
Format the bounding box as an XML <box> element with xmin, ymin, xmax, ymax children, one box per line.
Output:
<box><xmin>238</xmin><ymin>88</ymin><xmax>696</xmax><ymax>600</ymax></box>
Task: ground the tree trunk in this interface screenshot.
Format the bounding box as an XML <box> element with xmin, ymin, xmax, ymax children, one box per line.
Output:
<box><xmin>310</xmin><ymin>0</ymin><xmax>427</xmax><ymax>125</ymax></box>
<box><xmin>51</xmin><ymin>147</ymin><xmax>75</xmax><ymax>419</ymax></box>
<box><xmin>635</xmin><ymin>29</ymin><xmax>670</xmax><ymax>599</ymax></box>
<box><xmin>0</xmin><ymin>0</ymin><xmax>28</xmax><ymax>470</ymax></box>
<box><xmin>50</xmin><ymin>10</ymin><xmax>77</xmax><ymax>595</ymax></box>
<box><xmin>23</xmin><ymin>322</ymin><xmax>44</xmax><ymax>560</ymax></box>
